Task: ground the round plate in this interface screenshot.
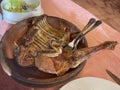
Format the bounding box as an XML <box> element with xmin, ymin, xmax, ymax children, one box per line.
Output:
<box><xmin>60</xmin><ymin>77</ymin><xmax>120</xmax><ymax>90</ymax></box>
<box><xmin>0</xmin><ymin>15</ymin><xmax>88</xmax><ymax>88</ymax></box>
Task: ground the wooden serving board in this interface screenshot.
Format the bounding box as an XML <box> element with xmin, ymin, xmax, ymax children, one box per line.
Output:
<box><xmin>73</xmin><ymin>0</ymin><xmax>120</xmax><ymax>32</ymax></box>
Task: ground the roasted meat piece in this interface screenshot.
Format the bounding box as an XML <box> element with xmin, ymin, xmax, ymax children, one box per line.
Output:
<box><xmin>1</xmin><ymin>15</ymin><xmax>118</xmax><ymax>76</ymax></box>
<box><xmin>35</xmin><ymin>41</ymin><xmax>117</xmax><ymax>76</ymax></box>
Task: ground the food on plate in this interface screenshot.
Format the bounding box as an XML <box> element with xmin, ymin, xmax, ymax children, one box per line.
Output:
<box><xmin>1</xmin><ymin>15</ymin><xmax>118</xmax><ymax>76</ymax></box>
<box><xmin>3</xmin><ymin>0</ymin><xmax>36</xmax><ymax>12</ymax></box>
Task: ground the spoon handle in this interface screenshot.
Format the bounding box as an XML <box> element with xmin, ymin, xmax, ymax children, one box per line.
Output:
<box><xmin>68</xmin><ymin>18</ymin><xmax>96</xmax><ymax>49</ymax></box>
<box><xmin>69</xmin><ymin>20</ymin><xmax>102</xmax><ymax>50</ymax></box>
<box><xmin>81</xmin><ymin>18</ymin><xmax>96</xmax><ymax>33</ymax></box>
<box><xmin>73</xmin><ymin>18</ymin><xmax>96</xmax><ymax>42</ymax></box>
<box><xmin>82</xmin><ymin>20</ymin><xmax>102</xmax><ymax>35</ymax></box>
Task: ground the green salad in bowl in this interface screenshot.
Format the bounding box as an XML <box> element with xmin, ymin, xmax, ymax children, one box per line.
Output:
<box><xmin>1</xmin><ymin>0</ymin><xmax>44</xmax><ymax>24</ymax></box>
<box><xmin>3</xmin><ymin>0</ymin><xmax>37</xmax><ymax>12</ymax></box>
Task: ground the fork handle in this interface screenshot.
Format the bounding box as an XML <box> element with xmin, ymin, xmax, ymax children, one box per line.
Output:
<box><xmin>68</xmin><ymin>18</ymin><xmax>95</xmax><ymax>49</ymax></box>
<box><xmin>69</xmin><ymin>20</ymin><xmax>102</xmax><ymax>50</ymax></box>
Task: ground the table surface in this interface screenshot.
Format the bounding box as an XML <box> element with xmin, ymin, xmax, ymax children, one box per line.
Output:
<box><xmin>73</xmin><ymin>0</ymin><xmax>120</xmax><ymax>32</ymax></box>
<box><xmin>0</xmin><ymin>0</ymin><xmax>120</xmax><ymax>90</ymax></box>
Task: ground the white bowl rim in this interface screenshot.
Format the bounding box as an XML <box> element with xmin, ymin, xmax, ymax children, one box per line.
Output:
<box><xmin>1</xmin><ymin>0</ymin><xmax>41</xmax><ymax>14</ymax></box>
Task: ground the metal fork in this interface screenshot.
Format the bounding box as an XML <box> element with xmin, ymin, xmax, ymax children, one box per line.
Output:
<box><xmin>64</xmin><ymin>18</ymin><xmax>102</xmax><ymax>50</ymax></box>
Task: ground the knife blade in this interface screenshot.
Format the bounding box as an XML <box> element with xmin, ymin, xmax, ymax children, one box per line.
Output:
<box><xmin>106</xmin><ymin>69</ymin><xmax>120</xmax><ymax>85</ymax></box>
